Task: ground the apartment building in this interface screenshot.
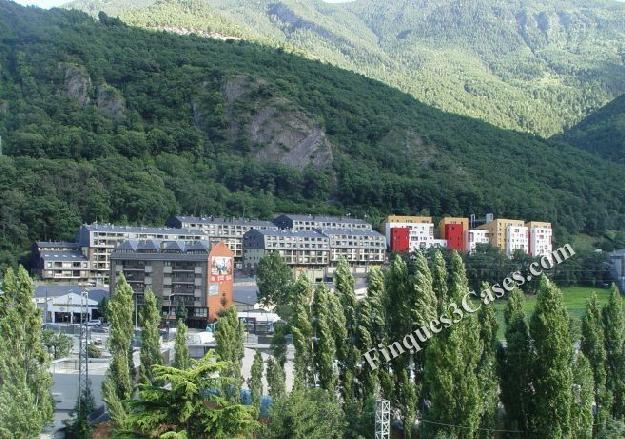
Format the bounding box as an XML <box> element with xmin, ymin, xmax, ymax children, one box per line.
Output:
<box><xmin>526</xmin><ymin>221</ymin><xmax>553</xmax><ymax>257</ymax></box>
<box><xmin>466</xmin><ymin>230</ymin><xmax>490</xmax><ymax>253</ymax></box>
<box><xmin>477</xmin><ymin>219</ymin><xmax>526</xmax><ymax>253</ymax></box>
<box><xmin>166</xmin><ymin>216</ymin><xmax>278</xmax><ymax>262</ymax></box>
<box><xmin>110</xmin><ymin>240</ymin><xmax>234</xmax><ymax>324</ymax></box>
<box><xmin>78</xmin><ymin>224</ymin><xmax>206</xmax><ymax>286</ymax></box>
<box><xmin>383</xmin><ymin>215</ymin><xmax>434</xmax><ymax>252</ymax></box>
<box><xmin>506</xmin><ymin>224</ymin><xmax>529</xmax><ymax>256</ymax></box>
<box><xmin>323</xmin><ymin>229</ymin><xmax>386</xmax><ymax>268</ymax></box>
<box><xmin>439</xmin><ymin>217</ymin><xmax>469</xmax><ymax>251</ymax></box>
<box><xmin>31</xmin><ymin>241</ymin><xmax>90</xmax><ymax>284</ymax></box>
<box><xmin>273</xmin><ymin>214</ymin><xmax>371</xmax><ymax>231</ymax></box>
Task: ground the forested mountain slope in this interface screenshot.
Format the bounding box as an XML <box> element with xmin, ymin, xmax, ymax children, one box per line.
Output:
<box><xmin>561</xmin><ymin>95</ymin><xmax>625</xmax><ymax>164</ymax></box>
<box><xmin>0</xmin><ymin>0</ymin><xmax>624</xmax><ymax>269</ymax></box>
<box><xmin>64</xmin><ymin>0</ymin><xmax>625</xmax><ymax>137</ymax></box>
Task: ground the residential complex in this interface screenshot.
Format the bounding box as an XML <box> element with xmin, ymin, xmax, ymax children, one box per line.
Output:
<box><xmin>526</xmin><ymin>221</ymin><xmax>553</xmax><ymax>257</ymax></box>
<box><xmin>109</xmin><ymin>240</ymin><xmax>234</xmax><ymax>325</ymax></box>
<box><xmin>322</xmin><ymin>229</ymin><xmax>386</xmax><ymax>269</ymax></box>
<box><xmin>466</xmin><ymin>229</ymin><xmax>490</xmax><ymax>253</ymax></box>
<box><xmin>243</xmin><ymin>229</ymin><xmax>330</xmax><ymax>281</ymax></box>
<box><xmin>32</xmin><ymin>241</ymin><xmax>90</xmax><ymax>284</ymax></box>
<box><xmin>273</xmin><ymin>214</ymin><xmax>371</xmax><ymax>231</ymax></box>
<box><xmin>384</xmin><ymin>216</ymin><xmax>435</xmax><ymax>252</ymax></box>
<box><xmin>166</xmin><ymin>216</ymin><xmax>278</xmax><ymax>262</ymax></box>
<box><xmin>439</xmin><ymin>217</ymin><xmax>469</xmax><ymax>251</ymax></box>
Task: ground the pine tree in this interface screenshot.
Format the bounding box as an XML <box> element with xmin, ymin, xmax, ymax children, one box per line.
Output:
<box><xmin>312</xmin><ymin>284</ymin><xmax>337</xmax><ymax>392</ymax></box>
<box><xmin>215</xmin><ymin>306</ymin><xmax>244</xmax><ymax>401</ymax></box>
<box><xmin>581</xmin><ymin>293</ymin><xmax>610</xmax><ymax>429</ymax></box>
<box><xmin>476</xmin><ymin>288</ymin><xmax>498</xmax><ymax>438</ymax></box>
<box><xmin>174</xmin><ymin>319</ymin><xmax>190</xmax><ymax>370</ymax></box>
<box><xmin>249</xmin><ymin>350</ymin><xmax>263</xmax><ymax>408</ymax></box>
<box><xmin>570</xmin><ymin>352</ymin><xmax>594</xmax><ymax>439</ymax></box>
<box><xmin>102</xmin><ymin>274</ymin><xmax>134</xmax><ymax>422</ymax></box>
<box><xmin>266</xmin><ymin>356</ymin><xmax>286</xmax><ymax>399</ymax></box>
<box><xmin>529</xmin><ymin>276</ymin><xmax>573</xmax><ymax>438</ymax></box>
<box><xmin>139</xmin><ymin>288</ymin><xmax>162</xmax><ymax>383</ymax></box>
<box><xmin>497</xmin><ymin>288</ymin><xmax>533</xmax><ymax>434</ymax></box>
<box><xmin>602</xmin><ymin>285</ymin><xmax>625</xmax><ymax>420</ymax></box>
<box><xmin>0</xmin><ymin>267</ymin><xmax>53</xmax><ymax>438</ymax></box>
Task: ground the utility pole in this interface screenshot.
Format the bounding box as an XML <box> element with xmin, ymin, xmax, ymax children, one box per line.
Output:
<box><xmin>77</xmin><ymin>288</ymin><xmax>90</xmax><ymax>412</ymax></box>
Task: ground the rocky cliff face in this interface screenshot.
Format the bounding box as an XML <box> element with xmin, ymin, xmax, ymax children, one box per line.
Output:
<box><xmin>221</xmin><ymin>74</ymin><xmax>334</xmax><ymax>170</ymax></box>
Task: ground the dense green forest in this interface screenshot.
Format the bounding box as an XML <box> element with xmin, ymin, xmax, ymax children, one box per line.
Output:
<box><xmin>65</xmin><ymin>0</ymin><xmax>625</xmax><ymax>137</ymax></box>
<box><xmin>0</xmin><ymin>1</ymin><xmax>624</xmax><ymax>269</ymax></box>
<box><xmin>561</xmin><ymin>94</ymin><xmax>625</xmax><ymax>164</ymax></box>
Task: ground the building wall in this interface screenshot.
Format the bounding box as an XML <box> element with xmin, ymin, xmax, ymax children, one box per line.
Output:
<box><xmin>444</xmin><ymin>223</ymin><xmax>465</xmax><ymax>251</ymax></box>
<box><xmin>438</xmin><ymin>217</ymin><xmax>469</xmax><ymax>240</ymax></box>
<box><xmin>505</xmin><ymin>225</ymin><xmax>529</xmax><ymax>256</ymax></box>
<box><xmin>207</xmin><ymin>242</ymin><xmax>235</xmax><ymax>321</ymax></box>
<box><xmin>478</xmin><ymin>219</ymin><xmax>526</xmax><ymax>252</ymax></box>
<box><xmin>466</xmin><ymin>229</ymin><xmax>490</xmax><ymax>253</ymax></box>
<box><xmin>526</xmin><ymin>221</ymin><xmax>553</xmax><ymax>257</ymax></box>
<box><xmin>390</xmin><ymin>228</ymin><xmax>410</xmax><ymax>253</ymax></box>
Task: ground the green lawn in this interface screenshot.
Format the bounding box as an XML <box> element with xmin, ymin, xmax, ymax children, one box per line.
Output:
<box><xmin>491</xmin><ymin>285</ymin><xmax>612</xmax><ymax>340</ymax></box>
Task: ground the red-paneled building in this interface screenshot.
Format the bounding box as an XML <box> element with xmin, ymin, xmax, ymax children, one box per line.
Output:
<box><xmin>390</xmin><ymin>227</ymin><xmax>410</xmax><ymax>253</ymax></box>
<box><xmin>444</xmin><ymin>223</ymin><xmax>465</xmax><ymax>251</ymax></box>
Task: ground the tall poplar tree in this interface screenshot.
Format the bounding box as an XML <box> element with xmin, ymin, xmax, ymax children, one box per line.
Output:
<box><xmin>0</xmin><ymin>267</ymin><xmax>53</xmax><ymax>438</ymax></box>
<box><xmin>266</xmin><ymin>356</ymin><xmax>286</xmax><ymax>399</ymax></box>
<box><xmin>570</xmin><ymin>352</ymin><xmax>594</xmax><ymax>439</ymax></box>
<box><xmin>497</xmin><ymin>288</ymin><xmax>533</xmax><ymax>434</ymax></box>
<box><xmin>291</xmin><ymin>275</ymin><xmax>314</xmax><ymax>388</ymax></box>
<box><xmin>174</xmin><ymin>319</ymin><xmax>190</xmax><ymax>370</ymax></box>
<box><xmin>103</xmin><ymin>274</ymin><xmax>134</xmax><ymax>421</ymax></box>
<box><xmin>581</xmin><ymin>293</ymin><xmax>610</xmax><ymax>429</ymax></box>
<box><xmin>602</xmin><ymin>285</ymin><xmax>625</xmax><ymax>420</ymax></box>
<box><xmin>139</xmin><ymin>289</ymin><xmax>162</xmax><ymax>383</ymax></box>
<box><xmin>430</xmin><ymin>250</ymin><xmax>448</xmax><ymax>309</ymax></box>
<box><xmin>366</xmin><ymin>268</ymin><xmax>392</xmax><ymax>399</ymax></box>
<box><xmin>249</xmin><ymin>350</ymin><xmax>264</xmax><ymax>408</ymax></box>
<box><xmin>529</xmin><ymin>276</ymin><xmax>573</xmax><ymax>438</ymax></box>
<box><xmin>424</xmin><ymin>251</ymin><xmax>481</xmax><ymax>438</ymax></box>
<box><xmin>476</xmin><ymin>288</ymin><xmax>498</xmax><ymax>437</ymax></box>
<box><xmin>215</xmin><ymin>306</ymin><xmax>244</xmax><ymax>401</ymax></box>
<box><xmin>312</xmin><ymin>284</ymin><xmax>337</xmax><ymax>392</ymax></box>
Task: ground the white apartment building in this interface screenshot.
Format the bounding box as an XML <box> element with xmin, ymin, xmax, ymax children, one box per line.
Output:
<box><xmin>526</xmin><ymin>222</ymin><xmax>553</xmax><ymax>257</ymax></box>
<box><xmin>322</xmin><ymin>229</ymin><xmax>386</xmax><ymax>266</ymax></box>
<box><xmin>384</xmin><ymin>221</ymin><xmax>435</xmax><ymax>251</ymax></box>
<box><xmin>466</xmin><ymin>230</ymin><xmax>490</xmax><ymax>253</ymax></box>
<box><xmin>505</xmin><ymin>225</ymin><xmax>529</xmax><ymax>256</ymax></box>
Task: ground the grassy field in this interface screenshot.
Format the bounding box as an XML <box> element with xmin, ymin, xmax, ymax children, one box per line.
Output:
<box><xmin>492</xmin><ymin>285</ymin><xmax>612</xmax><ymax>340</ymax></box>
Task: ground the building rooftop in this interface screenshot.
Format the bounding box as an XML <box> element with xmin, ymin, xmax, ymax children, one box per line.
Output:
<box><xmin>173</xmin><ymin>216</ymin><xmax>276</xmax><ymax>228</ymax></box>
<box><xmin>275</xmin><ymin>213</ymin><xmax>369</xmax><ymax>225</ymax></box>
<box><xmin>40</xmin><ymin>250</ymin><xmax>88</xmax><ymax>262</ymax></box>
<box><xmin>35</xmin><ymin>241</ymin><xmax>79</xmax><ymax>250</ymax></box>
<box><xmin>113</xmin><ymin>239</ymin><xmax>211</xmax><ymax>254</ymax></box>
<box><xmin>80</xmin><ymin>223</ymin><xmax>205</xmax><ymax>236</ymax></box>
<box><xmin>250</xmin><ymin>229</ymin><xmax>329</xmax><ymax>239</ymax></box>
<box><xmin>321</xmin><ymin>229</ymin><xmax>385</xmax><ymax>237</ymax></box>
<box><xmin>34</xmin><ymin>285</ymin><xmax>109</xmax><ymax>302</ymax></box>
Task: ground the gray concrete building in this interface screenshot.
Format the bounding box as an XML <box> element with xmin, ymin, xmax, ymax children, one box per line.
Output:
<box><xmin>322</xmin><ymin>228</ymin><xmax>386</xmax><ymax>269</ymax></box>
<box><xmin>273</xmin><ymin>214</ymin><xmax>372</xmax><ymax>231</ymax></box>
<box><xmin>610</xmin><ymin>249</ymin><xmax>625</xmax><ymax>293</ymax></box>
<box><xmin>31</xmin><ymin>241</ymin><xmax>90</xmax><ymax>284</ymax></box>
<box><xmin>166</xmin><ymin>216</ymin><xmax>278</xmax><ymax>263</ymax></box>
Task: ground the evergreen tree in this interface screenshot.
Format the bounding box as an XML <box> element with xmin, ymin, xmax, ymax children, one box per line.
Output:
<box><xmin>312</xmin><ymin>284</ymin><xmax>337</xmax><ymax>392</ymax></box>
<box><xmin>570</xmin><ymin>352</ymin><xmax>594</xmax><ymax>439</ymax></box>
<box><xmin>139</xmin><ymin>289</ymin><xmax>162</xmax><ymax>383</ymax></box>
<box><xmin>102</xmin><ymin>275</ymin><xmax>134</xmax><ymax>425</ymax></box>
<box><xmin>122</xmin><ymin>352</ymin><xmax>258</xmax><ymax>438</ymax></box>
<box><xmin>249</xmin><ymin>350</ymin><xmax>264</xmax><ymax>408</ymax></box>
<box><xmin>476</xmin><ymin>288</ymin><xmax>498</xmax><ymax>438</ymax></box>
<box><xmin>173</xmin><ymin>319</ymin><xmax>190</xmax><ymax>370</ymax></box>
<box><xmin>581</xmin><ymin>293</ymin><xmax>610</xmax><ymax>429</ymax></box>
<box><xmin>215</xmin><ymin>306</ymin><xmax>244</xmax><ymax>401</ymax></box>
<box><xmin>529</xmin><ymin>276</ymin><xmax>573</xmax><ymax>438</ymax></box>
<box><xmin>602</xmin><ymin>285</ymin><xmax>625</xmax><ymax>420</ymax></box>
<box><xmin>497</xmin><ymin>288</ymin><xmax>533</xmax><ymax>434</ymax></box>
<box><xmin>266</xmin><ymin>356</ymin><xmax>286</xmax><ymax>399</ymax></box>
<box><xmin>0</xmin><ymin>267</ymin><xmax>53</xmax><ymax>438</ymax></box>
